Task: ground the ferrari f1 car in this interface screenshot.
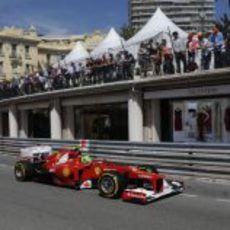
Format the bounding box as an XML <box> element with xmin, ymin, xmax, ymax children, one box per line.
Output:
<box><xmin>14</xmin><ymin>145</ymin><xmax>183</xmax><ymax>204</ymax></box>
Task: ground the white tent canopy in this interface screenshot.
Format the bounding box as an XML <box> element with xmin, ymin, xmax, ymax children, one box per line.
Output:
<box><xmin>91</xmin><ymin>27</ymin><xmax>125</xmax><ymax>57</ymax></box>
<box><xmin>126</xmin><ymin>7</ymin><xmax>187</xmax><ymax>52</ymax></box>
<box><xmin>64</xmin><ymin>41</ymin><xmax>89</xmax><ymax>63</ymax></box>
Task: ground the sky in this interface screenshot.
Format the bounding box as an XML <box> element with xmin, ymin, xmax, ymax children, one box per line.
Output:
<box><xmin>216</xmin><ymin>0</ymin><xmax>230</xmax><ymax>19</ymax></box>
<box><xmin>0</xmin><ymin>0</ymin><xmax>229</xmax><ymax>36</ymax></box>
<box><xmin>0</xmin><ymin>0</ymin><xmax>128</xmax><ymax>36</ymax></box>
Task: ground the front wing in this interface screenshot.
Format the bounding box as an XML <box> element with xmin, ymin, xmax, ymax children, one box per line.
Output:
<box><xmin>122</xmin><ymin>180</ymin><xmax>184</xmax><ymax>203</ymax></box>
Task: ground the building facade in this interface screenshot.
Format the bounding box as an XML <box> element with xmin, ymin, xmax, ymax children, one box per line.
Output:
<box><xmin>0</xmin><ymin>68</ymin><xmax>230</xmax><ymax>144</ymax></box>
<box><xmin>0</xmin><ymin>26</ymin><xmax>104</xmax><ymax>81</ymax></box>
<box><xmin>128</xmin><ymin>0</ymin><xmax>215</xmax><ymax>32</ymax></box>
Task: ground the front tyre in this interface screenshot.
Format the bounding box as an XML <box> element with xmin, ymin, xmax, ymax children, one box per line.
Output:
<box><xmin>14</xmin><ymin>161</ymin><xmax>34</xmax><ymax>182</ymax></box>
<box><xmin>98</xmin><ymin>172</ymin><xmax>127</xmax><ymax>199</ymax></box>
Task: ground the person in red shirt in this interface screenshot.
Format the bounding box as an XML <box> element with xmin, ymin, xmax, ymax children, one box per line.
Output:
<box><xmin>197</xmin><ymin>107</ymin><xmax>210</xmax><ymax>141</ymax></box>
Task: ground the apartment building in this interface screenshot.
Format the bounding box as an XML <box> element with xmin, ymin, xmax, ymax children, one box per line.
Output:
<box><xmin>0</xmin><ymin>26</ymin><xmax>104</xmax><ymax>81</ymax></box>
<box><xmin>128</xmin><ymin>0</ymin><xmax>215</xmax><ymax>32</ymax></box>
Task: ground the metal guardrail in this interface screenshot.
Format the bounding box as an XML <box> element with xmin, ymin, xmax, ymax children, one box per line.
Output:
<box><xmin>0</xmin><ymin>138</ymin><xmax>230</xmax><ymax>179</ymax></box>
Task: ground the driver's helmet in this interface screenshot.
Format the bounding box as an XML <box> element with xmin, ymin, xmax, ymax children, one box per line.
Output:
<box><xmin>69</xmin><ymin>146</ymin><xmax>93</xmax><ymax>164</ymax></box>
<box><xmin>81</xmin><ymin>154</ymin><xmax>93</xmax><ymax>164</ymax></box>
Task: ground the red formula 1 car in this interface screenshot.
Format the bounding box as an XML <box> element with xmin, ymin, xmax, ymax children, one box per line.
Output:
<box><xmin>14</xmin><ymin>145</ymin><xmax>183</xmax><ymax>204</ymax></box>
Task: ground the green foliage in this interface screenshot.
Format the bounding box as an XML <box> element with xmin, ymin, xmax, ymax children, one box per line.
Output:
<box><xmin>215</xmin><ymin>14</ymin><xmax>230</xmax><ymax>37</ymax></box>
<box><xmin>119</xmin><ymin>24</ymin><xmax>136</xmax><ymax>40</ymax></box>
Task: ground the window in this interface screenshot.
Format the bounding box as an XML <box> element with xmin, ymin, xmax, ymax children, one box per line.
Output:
<box><xmin>0</xmin><ymin>62</ymin><xmax>3</xmax><ymax>74</ymax></box>
<box><xmin>25</xmin><ymin>45</ymin><xmax>30</xmax><ymax>59</ymax></box>
<box><xmin>47</xmin><ymin>54</ymin><xmax>51</xmax><ymax>65</ymax></box>
<box><xmin>0</xmin><ymin>43</ymin><xmax>3</xmax><ymax>56</ymax></box>
<box><xmin>26</xmin><ymin>64</ymin><xmax>30</xmax><ymax>73</ymax></box>
<box><xmin>11</xmin><ymin>44</ymin><xmax>17</xmax><ymax>58</ymax></box>
<box><xmin>12</xmin><ymin>61</ymin><xmax>17</xmax><ymax>69</ymax></box>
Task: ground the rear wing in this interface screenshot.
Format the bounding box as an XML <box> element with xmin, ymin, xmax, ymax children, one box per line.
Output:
<box><xmin>20</xmin><ymin>146</ymin><xmax>53</xmax><ymax>163</ymax></box>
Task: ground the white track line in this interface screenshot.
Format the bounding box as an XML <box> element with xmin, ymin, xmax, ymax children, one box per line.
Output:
<box><xmin>181</xmin><ymin>193</ymin><xmax>198</xmax><ymax>198</ymax></box>
<box><xmin>216</xmin><ymin>199</ymin><xmax>230</xmax><ymax>204</ymax></box>
<box><xmin>182</xmin><ymin>194</ymin><xmax>230</xmax><ymax>205</ymax></box>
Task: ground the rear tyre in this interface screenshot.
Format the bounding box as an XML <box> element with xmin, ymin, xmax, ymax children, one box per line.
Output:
<box><xmin>98</xmin><ymin>172</ymin><xmax>127</xmax><ymax>198</ymax></box>
<box><xmin>14</xmin><ymin>161</ymin><xmax>34</xmax><ymax>182</ymax></box>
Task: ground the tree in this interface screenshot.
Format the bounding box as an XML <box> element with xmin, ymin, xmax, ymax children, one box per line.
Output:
<box><xmin>216</xmin><ymin>14</ymin><xmax>230</xmax><ymax>37</ymax></box>
<box><xmin>119</xmin><ymin>24</ymin><xmax>136</xmax><ymax>40</ymax></box>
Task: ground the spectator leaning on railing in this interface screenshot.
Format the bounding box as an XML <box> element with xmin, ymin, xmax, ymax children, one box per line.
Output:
<box><xmin>1</xmin><ymin>26</ymin><xmax>230</xmax><ymax>100</ymax></box>
<box><xmin>200</xmin><ymin>32</ymin><xmax>212</xmax><ymax>70</ymax></box>
<box><xmin>161</xmin><ymin>39</ymin><xmax>174</xmax><ymax>75</ymax></box>
<box><xmin>172</xmin><ymin>31</ymin><xmax>187</xmax><ymax>74</ymax></box>
<box><xmin>137</xmin><ymin>40</ymin><xmax>163</xmax><ymax>77</ymax></box>
<box><xmin>225</xmin><ymin>24</ymin><xmax>230</xmax><ymax>67</ymax></box>
<box><xmin>209</xmin><ymin>24</ymin><xmax>225</xmax><ymax>69</ymax></box>
<box><xmin>187</xmin><ymin>33</ymin><xmax>199</xmax><ymax>72</ymax></box>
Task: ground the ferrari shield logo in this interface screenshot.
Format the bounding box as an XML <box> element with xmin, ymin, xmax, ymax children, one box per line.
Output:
<box><xmin>95</xmin><ymin>167</ymin><xmax>101</xmax><ymax>175</ymax></box>
<box><xmin>62</xmin><ymin>167</ymin><xmax>71</xmax><ymax>177</ymax></box>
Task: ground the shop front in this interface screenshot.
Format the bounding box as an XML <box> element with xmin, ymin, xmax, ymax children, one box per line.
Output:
<box><xmin>1</xmin><ymin>112</ymin><xmax>9</xmax><ymax>137</ymax></box>
<box><xmin>172</xmin><ymin>98</ymin><xmax>230</xmax><ymax>143</ymax></box>
<box><xmin>28</xmin><ymin>109</ymin><xmax>50</xmax><ymax>138</ymax></box>
<box><xmin>78</xmin><ymin>103</ymin><xmax>128</xmax><ymax>140</ymax></box>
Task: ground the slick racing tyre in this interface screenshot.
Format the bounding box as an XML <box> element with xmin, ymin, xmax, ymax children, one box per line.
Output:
<box><xmin>98</xmin><ymin>172</ymin><xmax>127</xmax><ymax>199</ymax></box>
<box><xmin>14</xmin><ymin>161</ymin><xmax>34</xmax><ymax>182</ymax></box>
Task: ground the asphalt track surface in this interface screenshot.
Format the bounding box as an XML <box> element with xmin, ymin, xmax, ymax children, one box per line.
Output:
<box><xmin>0</xmin><ymin>154</ymin><xmax>230</xmax><ymax>230</ymax></box>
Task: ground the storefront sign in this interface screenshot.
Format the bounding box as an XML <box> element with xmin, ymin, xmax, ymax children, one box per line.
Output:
<box><xmin>188</xmin><ymin>87</ymin><xmax>218</xmax><ymax>96</ymax></box>
<box><xmin>145</xmin><ymin>85</ymin><xmax>230</xmax><ymax>99</ymax></box>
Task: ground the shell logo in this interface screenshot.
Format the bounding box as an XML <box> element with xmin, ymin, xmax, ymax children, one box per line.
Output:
<box><xmin>94</xmin><ymin>167</ymin><xmax>101</xmax><ymax>176</ymax></box>
<box><xmin>62</xmin><ymin>167</ymin><xmax>71</xmax><ymax>178</ymax></box>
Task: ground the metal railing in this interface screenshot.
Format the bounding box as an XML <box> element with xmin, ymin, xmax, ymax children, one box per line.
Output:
<box><xmin>0</xmin><ymin>137</ymin><xmax>230</xmax><ymax>179</ymax></box>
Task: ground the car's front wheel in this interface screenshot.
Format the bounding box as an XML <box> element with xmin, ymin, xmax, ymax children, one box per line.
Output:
<box><xmin>98</xmin><ymin>172</ymin><xmax>127</xmax><ymax>198</ymax></box>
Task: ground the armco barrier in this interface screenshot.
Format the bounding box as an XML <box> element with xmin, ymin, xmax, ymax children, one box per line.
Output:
<box><xmin>0</xmin><ymin>138</ymin><xmax>230</xmax><ymax>179</ymax></box>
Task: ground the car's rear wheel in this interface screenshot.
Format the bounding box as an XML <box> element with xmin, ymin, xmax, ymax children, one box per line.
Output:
<box><xmin>14</xmin><ymin>161</ymin><xmax>34</xmax><ymax>182</ymax></box>
<box><xmin>98</xmin><ymin>172</ymin><xmax>127</xmax><ymax>198</ymax></box>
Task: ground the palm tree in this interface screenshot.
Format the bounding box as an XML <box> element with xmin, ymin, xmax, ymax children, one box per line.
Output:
<box><xmin>217</xmin><ymin>14</ymin><xmax>230</xmax><ymax>37</ymax></box>
<box><xmin>119</xmin><ymin>24</ymin><xmax>136</xmax><ymax>40</ymax></box>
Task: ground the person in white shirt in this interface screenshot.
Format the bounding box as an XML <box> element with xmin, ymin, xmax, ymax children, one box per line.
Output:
<box><xmin>172</xmin><ymin>31</ymin><xmax>187</xmax><ymax>73</ymax></box>
<box><xmin>200</xmin><ymin>32</ymin><xmax>212</xmax><ymax>70</ymax></box>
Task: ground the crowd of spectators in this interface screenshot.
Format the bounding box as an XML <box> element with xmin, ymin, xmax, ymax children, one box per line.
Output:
<box><xmin>0</xmin><ymin>24</ymin><xmax>230</xmax><ymax>99</ymax></box>
<box><xmin>137</xmin><ymin>24</ymin><xmax>230</xmax><ymax>76</ymax></box>
<box><xmin>0</xmin><ymin>50</ymin><xmax>135</xmax><ymax>99</ymax></box>
<box><xmin>84</xmin><ymin>51</ymin><xmax>135</xmax><ymax>84</ymax></box>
